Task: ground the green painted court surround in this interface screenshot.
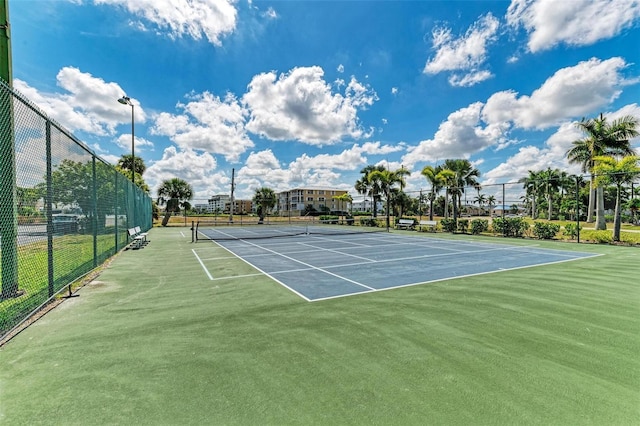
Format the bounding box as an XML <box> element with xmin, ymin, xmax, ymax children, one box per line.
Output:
<box><xmin>1</xmin><ymin>227</ymin><xmax>638</xmax><ymax>424</ymax></box>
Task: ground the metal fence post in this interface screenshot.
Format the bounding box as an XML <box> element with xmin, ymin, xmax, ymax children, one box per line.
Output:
<box><xmin>0</xmin><ymin>81</ymin><xmax>18</xmax><ymax>299</ymax></box>
<box><xmin>92</xmin><ymin>156</ymin><xmax>98</xmax><ymax>267</ymax></box>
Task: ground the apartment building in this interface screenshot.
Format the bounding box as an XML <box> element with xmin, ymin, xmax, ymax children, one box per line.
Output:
<box><xmin>207</xmin><ymin>194</ymin><xmax>253</xmax><ymax>214</ymax></box>
<box><xmin>277</xmin><ymin>188</ymin><xmax>350</xmax><ymax>216</ymax></box>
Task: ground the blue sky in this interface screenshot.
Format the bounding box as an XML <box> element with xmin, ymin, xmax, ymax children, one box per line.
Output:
<box><xmin>9</xmin><ymin>0</ymin><xmax>640</xmax><ymax>203</ymax></box>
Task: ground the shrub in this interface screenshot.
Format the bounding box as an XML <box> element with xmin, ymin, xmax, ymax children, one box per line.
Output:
<box><xmin>532</xmin><ymin>221</ymin><xmax>560</xmax><ymax>239</ymax></box>
<box><xmin>440</xmin><ymin>218</ymin><xmax>456</xmax><ymax>233</ymax></box>
<box><xmin>470</xmin><ymin>219</ymin><xmax>489</xmax><ymax>235</ymax></box>
<box><xmin>320</xmin><ymin>215</ymin><xmax>339</xmax><ymax>224</ymax></box>
<box><xmin>582</xmin><ymin>230</ymin><xmax>613</xmax><ymax>244</ymax></box>
<box><xmin>457</xmin><ymin>219</ymin><xmax>469</xmax><ymax>233</ymax></box>
<box><xmin>563</xmin><ymin>223</ymin><xmax>581</xmax><ymax>239</ymax></box>
<box><xmin>492</xmin><ymin>217</ymin><xmax>528</xmax><ymax>238</ymax></box>
<box><xmin>359</xmin><ymin>217</ymin><xmax>378</xmax><ymax>227</ymax></box>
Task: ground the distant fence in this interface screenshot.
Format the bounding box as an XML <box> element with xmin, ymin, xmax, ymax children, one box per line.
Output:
<box><xmin>0</xmin><ymin>79</ymin><xmax>152</xmax><ymax>340</ymax></box>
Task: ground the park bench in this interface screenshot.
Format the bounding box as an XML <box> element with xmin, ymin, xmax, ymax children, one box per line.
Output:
<box><xmin>134</xmin><ymin>226</ymin><xmax>149</xmax><ymax>244</ymax></box>
<box><xmin>395</xmin><ymin>219</ymin><xmax>415</xmax><ymax>230</ymax></box>
<box><xmin>418</xmin><ymin>220</ymin><xmax>437</xmax><ymax>232</ymax></box>
<box><xmin>127</xmin><ymin>227</ymin><xmax>147</xmax><ymax>249</ymax></box>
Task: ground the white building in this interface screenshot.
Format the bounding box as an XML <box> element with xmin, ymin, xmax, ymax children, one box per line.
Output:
<box><xmin>208</xmin><ymin>194</ymin><xmax>230</xmax><ymax>213</ymax></box>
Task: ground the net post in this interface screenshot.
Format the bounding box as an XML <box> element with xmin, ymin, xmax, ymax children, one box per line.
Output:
<box><xmin>191</xmin><ymin>220</ymin><xmax>195</xmax><ymax>243</ymax></box>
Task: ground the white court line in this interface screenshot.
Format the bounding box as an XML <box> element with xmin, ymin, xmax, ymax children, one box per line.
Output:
<box><xmin>191</xmin><ymin>249</ymin><xmax>214</xmax><ymax>280</ymax></box>
<box><xmin>200</xmin><ymin>256</ymin><xmax>237</xmax><ymax>261</ymax></box>
<box><xmin>180</xmin><ymin>231</ymin><xmax>186</xmax><ymax>238</ymax></box>
<box><xmin>295</xmin><ymin>242</ymin><xmax>377</xmax><ymax>262</ymax></box>
<box><xmin>238</xmin><ymin>239</ymin><xmax>376</xmax><ymax>291</ymax></box>
<box><xmin>309</xmin><ymin>252</ymin><xmax>604</xmax><ymax>302</ymax></box>
<box><xmin>211</xmin><ymin>239</ymin><xmax>312</xmax><ymax>301</ymax></box>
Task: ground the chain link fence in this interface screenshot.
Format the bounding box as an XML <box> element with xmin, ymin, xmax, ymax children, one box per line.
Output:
<box><xmin>0</xmin><ymin>79</ymin><xmax>152</xmax><ymax>340</ymax></box>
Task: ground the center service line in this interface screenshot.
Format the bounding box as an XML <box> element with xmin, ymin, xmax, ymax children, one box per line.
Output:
<box><xmin>192</xmin><ymin>248</ymin><xmax>214</xmax><ymax>280</ymax></box>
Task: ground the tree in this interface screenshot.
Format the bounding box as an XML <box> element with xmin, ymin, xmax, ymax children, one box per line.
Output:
<box><xmin>566</xmin><ymin>113</ymin><xmax>638</xmax><ymax>229</ymax></box>
<box><xmin>17</xmin><ymin>186</ymin><xmax>44</xmax><ymax>216</ymax></box>
<box><xmin>50</xmin><ymin>159</ymin><xmax>119</xmax><ymax>232</ymax></box>
<box><xmin>442</xmin><ymin>159</ymin><xmax>481</xmax><ymax>221</ymax></box>
<box><xmin>118</xmin><ymin>154</ymin><xmax>146</xmax><ymax>177</ymax></box>
<box><xmin>367</xmin><ymin>168</ymin><xmax>404</xmax><ymax>228</ymax></box>
<box><xmin>439</xmin><ymin>169</ymin><xmax>456</xmax><ymax>218</ymax></box>
<box><xmin>486</xmin><ymin>195</ymin><xmax>497</xmax><ymax>216</ymax></box>
<box><xmin>157</xmin><ymin>178</ymin><xmax>193</xmax><ymax>226</ymax></box>
<box><xmin>519</xmin><ymin>170</ymin><xmax>542</xmax><ymax>219</ymax></box>
<box><xmin>473</xmin><ymin>193</ymin><xmax>487</xmax><ymax>215</ymax></box>
<box><xmin>253</xmin><ymin>187</ymin><xmax>276</xmax><ymax>223</ymax></box>
<box><xmin>538</xmin><ymin>168</ymin><xmax>562</xmax><ymax>220</ymax></box>
<box><xmin>627</xmin><ymin>198</ymin><xmax>640</xmax><ymax>225</ymax></box>
<box><xmin>421</xmin><ymin>165</ymin><xmax>446</xmax><ymax>221</ymax></box>
<box><xmin>356</xmin><ymin>165</ymin><xmax>385</xmax><ymax>218</ymax></box>
<box><xmin>593</xmin><ymin>155</ymin><xmax>640</xmax><ymax>241</ymax></box>
<box><xmin>332</xmin><ymin>193</ymin><xmax>353</xmax><ymax>219</ymax></box>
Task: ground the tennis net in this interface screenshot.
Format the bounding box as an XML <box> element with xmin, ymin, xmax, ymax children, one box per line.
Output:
<box><xmin>193</xmin><ymin>218</ymin><xmax>387</xmax><ymax>242</ymax></box>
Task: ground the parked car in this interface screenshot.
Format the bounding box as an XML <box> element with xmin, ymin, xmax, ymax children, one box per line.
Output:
<box><xmin>52</xmin><ymin>214</ymin><xmax>80</xmax><ymax>234</ymax></box>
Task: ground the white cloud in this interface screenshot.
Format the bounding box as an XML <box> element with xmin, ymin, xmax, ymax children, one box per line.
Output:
<box><xmin>404</xmin><ymin>57</ymin><xmax>636</xmax><ymax>172</ymax></box>
<box><xmin>92</xmin><ymin>0</ymin><xmax>238</xmax><ymax>46</ymax></box>
<box><xmin>482</xmin><ymin>57</ymin><xmax>629</xmax><ymax>129</ymax></box>
<box><xmin>151</xmin><ymin>91</ymin><xmax>253</xmax><ymax>162</ymax></box>
<box><xmin>424</xmin><ymin>13</ymin><xmax>499</xmax><ymax>86</ymax></box>
<box><xmin>14</xmin><ymin>67</ymin><xmax>146</xmax><ymax>136</ymax></box>
<box><xmin>448</xmin><ymin>70</ymin><xmax>493</xmax><ymax>87</ymax></box>
<box><xmin>402</xmin><ymin>102</ymin><xmax>510</xmax><ymax>168</ymax></box>
<box><xmin>114</xmin><ymin>134</ymin><xmax>155</xmax><ymax>151</ymax></box>
<box><xmin>337</xmin><ymin>64</ymin><xmax>345</xmax><ymax>73</ymax></box>
<box><xmin>243</xmin><ymin>66</ymin><xmax>377</xmax><ymax>145</ymax></box>
<box><xmin>234</xmin><ymin>142</ymin><xmax>402</xmax><ymax>197</ymax></box>
<box><xmin>144</xmin><ymin>146</ymin><xmax>227</xmax><ymax>198</ymax></box>
<box><xmin>483</xmin><ymin>104</ymin><xmax>640</xmax><ymax>186</ymax></box>
<box><xmin>506</xmin><ymin>0</ymin><xmax>640</xmax><ymax>53</ymax></box>
<box><xmin>391</xmin><ymin>87</ymin><xmax>398</xmax><ymax>95</ymax></box>
<box><xmin>262</xmin><ymin>6</ymin><xmax>277</xmax><ymax>19</ymax></box>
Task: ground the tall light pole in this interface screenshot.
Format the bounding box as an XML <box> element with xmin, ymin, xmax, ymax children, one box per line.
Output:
<box><xmin>117</xmin><ymin>95</ymin><xmax>135</xmax><ymax>226</ymax></box>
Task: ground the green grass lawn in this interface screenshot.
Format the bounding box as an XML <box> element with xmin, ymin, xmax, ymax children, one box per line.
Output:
<box><xmin>0</xmin><ymin>232</ymin><xmax>127</xmax><ymax>336</ymax></box>
<box><xmin>0</xmin><ymin>227</ymin><xmax>638</xmax><ymax>424</ymax></box>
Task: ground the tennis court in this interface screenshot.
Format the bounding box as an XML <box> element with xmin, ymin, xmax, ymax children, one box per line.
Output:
<box><xmin>195</xmin><ymin>226</ymin><xmax>599</xmax><ymax>301</ymax></box>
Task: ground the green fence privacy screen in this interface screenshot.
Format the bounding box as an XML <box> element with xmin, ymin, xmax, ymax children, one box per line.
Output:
<box><xmin>0</xmin><ymin>79</ymin><xmax>152</xmax><ymax>340</ymax></box>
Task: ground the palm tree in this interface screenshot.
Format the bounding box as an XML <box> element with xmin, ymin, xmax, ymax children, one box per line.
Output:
<box><xmin>157</xmin><ymin>178</ymin><xmax>193</xmax><ymax>226</ymax></box>
<box><xmin>627</xmin><ymin>198</ymin><xmax>640</xmax><ymax>225</ymax></box>
<box><xmin>486</xmin><ymin>195</ymin><xmax>497</xmax><ymax>216</ymax></box>
<box><xmin>519</xmin><ymin>170</ymin><xmax>542</xmax><ymax>219</ymax></box>
<box><xmin>118</xmin><ymin>154</ymin><xmax>146</xmax><ymax>177</ymax></box>
<box><xmin>442</xmin><ymin>159</ymin><xmax>481</xmax><ymax>221</ymax></box>
<box><xmin>332</xmin><ymin>193</ymin><xmax>353</xmax><ymax>220</ymax></box>
<box><xmin>253</xmin><ymin>187</ymin><xmax>276</xmax><ymax>223</ymax></box>
<box><xmin>367</xmin><ymin>168</ymin><xmax>404</xmax><ymax>229</ymax></box>
<box><xmin>439</xmin><ymin>169</ymin><xmax>457</xmax><ymax>219</ymax></box>
<box><xmin>421</xmin><ymin>165</ymin><xmax>446</xmax><ymax>221</ymax></box>
<box><xmin>566</xmin><ymin>113</ymin><xmax>638</xmax><ymax>229</ymax></box>
<box><xmin>538</xmin><ymin>168</ymin><xmax>562</xmax><ymax>220</ymax></box>
<box><xmin>473</xmin><ymin>193</ymin><xmax>487</xmax><ymax>215</ymax></box>
<box><xmin>593</xmin><ymin>155</ymin><xmax>640</xmax><ymax>241</ymax></box>
<box><xmin>356</xmin><ymin>165</ymin><xmax>385</xmax><ymax>218</ymax></box>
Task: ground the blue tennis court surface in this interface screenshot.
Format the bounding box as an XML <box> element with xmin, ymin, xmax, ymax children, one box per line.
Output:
<box><xmin>209</xmin><ymin>232</ymin><xmax>600</xmax><ymax>302</ymax></box>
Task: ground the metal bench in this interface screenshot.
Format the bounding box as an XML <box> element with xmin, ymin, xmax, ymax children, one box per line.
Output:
<box><xmin>418</xmin><ymin>220</ymin><xmax>437</xmax><ymax>232</ymax></box>
<box><xmin>127</xmin><ymin>227</ymin><xmax>147</xmax><ymax>249</ymax></box>
<box><xmin>395</xmin><ymin>219</ymin><xmax>415</xmax><ymax>230</ymax></box>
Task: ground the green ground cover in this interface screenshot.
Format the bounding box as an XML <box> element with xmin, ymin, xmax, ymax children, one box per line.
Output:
<box><xmin>0</xmin><ymin>227</ymin><xmax>638</xmax><ymax>424</ymax></box>
<box><xmin>0</xmin><ymin>233</ymin><xmax>125</xmax><ymax>335</ymax></box>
